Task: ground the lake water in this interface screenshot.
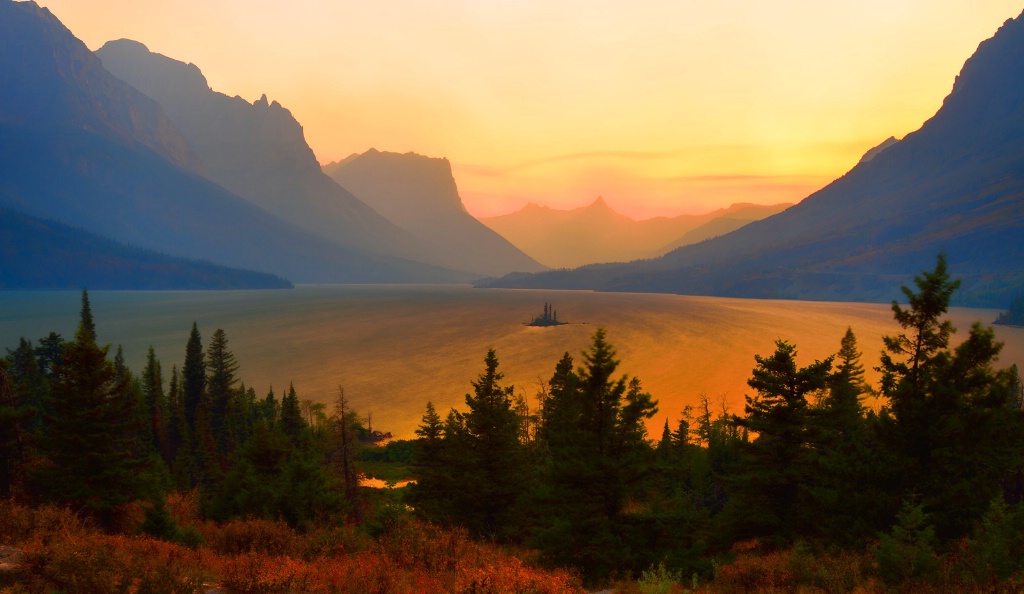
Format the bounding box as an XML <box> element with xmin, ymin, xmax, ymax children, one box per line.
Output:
<box><xmin>1</xmin><ymin>285</ymin><xmax>1020</xmax><ymax>439</ymax></box>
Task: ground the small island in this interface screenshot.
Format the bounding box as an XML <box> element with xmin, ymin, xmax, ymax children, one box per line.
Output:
<box><xmin>526</xmin><ymin>302</ymin><xmax>567</xmax><ymax>327</ymax></box>
<box><xmin>995</xmin><ymin>293</ymin><xmax>1024</xmax><ymax>327</ymax></box>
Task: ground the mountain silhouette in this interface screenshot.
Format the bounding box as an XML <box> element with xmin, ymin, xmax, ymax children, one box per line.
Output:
<box><xmin>0</xmin><ymin>208</ymin><xmax>291</xmax><ymax>289</ymax></box>
<box><xmin>95</xmin><ymin>39</ymin><xmax>440</xmax><ymax>263</ymax></box>
<box><xmin>480</xmin><ymin>11</ymin><xmax>1024</xmax><ymax>306</ymax></box>
<box><xmin>0</xmin><ymin>1</ymin><xmax>470</xmax><ymax>285</ymax></box>
<box><xmin>324</xmin><ymin>149</ymin><xmax>546</xmax><ymax>276</ymax></box>
<box><xmin>0</xmin><ymin>3</ymin><xmax>201</xmax><ymax>174</ymax></box>
<box><xmin>481</xmin><ymin>198</ymin><xmax>789</xmax><ymax>268</ymax></box>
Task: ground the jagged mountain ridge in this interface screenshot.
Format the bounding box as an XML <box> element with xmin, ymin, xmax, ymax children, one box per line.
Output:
<box><xmin>0</xmin><ymin>2</ymin><xmax>201</xmax><ymax>174</ymax></box>
<box><xmin>0</xmin><ymin>0</ymin><xmax>471</xmax><ymax>285</ymax></box>
<box><xmin>95</xmin><ymin>39</ymin><xmax>435</xmax><ymax>263</ymax></box>
<box><xmin>480</xmin><ymin>11</ymin><xmax>1024</xmax><ymax>306</ymax></box>
<box><xmin>480</xmin><ymin>198</ymin><xmax>790</xmax><ymax>268</ymax></box>
<box><xmin>323</xmin><ymin>149</ymin><xmax>546</xmax><ymax>277</ymax></box>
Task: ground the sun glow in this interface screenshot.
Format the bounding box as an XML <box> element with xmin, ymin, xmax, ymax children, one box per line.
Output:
<box><xmin>35</xmin><ymin>0</ymin><xmax>1023</xmax><ymax>219</ymax></box>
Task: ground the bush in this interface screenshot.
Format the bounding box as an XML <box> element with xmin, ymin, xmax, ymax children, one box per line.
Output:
<box><xmin>202</xmin><ymin>517</ymin><xmax>299</xmax><ymax>557</ymax></box>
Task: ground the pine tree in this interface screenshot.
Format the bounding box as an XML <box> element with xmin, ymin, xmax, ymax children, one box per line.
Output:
<box><xmin>459</xmin><ymin>349</ymin><xmax>525</xmax><ymax>537</ymax></box>
<box><xmin>34</xmin><ymin>332</ymin><xmax>64</xmax><ymax>380</ymax></box>
<box><xmin>142</xmin><ymin>346</ymin><xmax>166</xmax><ymax>455</ymax></box>
<box><xmin>725</xmin><ymin>339</ymin><xmax>832</xmax><ymax>543</ymax></box>
<box><xmin>280</xmin><ymin>383</ymin><xmax>305</xmax><ymax>440</ymax></box>
<box><xmin>533</xmin><ymin>329</ymin><xmax>658</xmax><ymax>580</ymax></box>
<box><xmin>36</xmin><ymin>290</ymin><xmax>146</xmax><ymax>523</ymax></box>
<box><xmin>877</xmin><ymin>255</ymin><xmax>1024</xmax><ymax>540</ymax></box>
<box><xmin>0</xmin><ymin>362</ymin><xmax>32</xmax><ymax>497</ymax></box>
<box><xmin>5</xmin><ymin>338</ymin><xmax>47</xmax><ymax>437</ymax></box>
<box><xmin>182</xmin><ymin>322</ymin><xmax>205</xmax><ymax>428</ymax></box>
<box><xmin>206</xmin><ymin>328</ymin><xmax>239</xmax><ymax>451</ymax></box>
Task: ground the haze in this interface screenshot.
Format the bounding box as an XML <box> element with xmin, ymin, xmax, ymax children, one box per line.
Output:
<box><xmin>36</xmin><ymin>0</ymin><xmax>1022</xmax><ymax>219</ymax></box>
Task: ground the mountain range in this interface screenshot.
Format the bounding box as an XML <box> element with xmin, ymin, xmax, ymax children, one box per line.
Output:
<box><xmin>322</xmin><ymin>149</ymin><xmax>545</xmax><ymax>277</ymax></box>
<box><xmin>3</xmin><ymin>0</ymin><xmax>1021</xmax><ymax>301</ymax></box>
<box><xmin>480</xmin><ymin>198</ymin><xmax>790</xmax><ymax>268</ymax></box>
<box><xmin>480</xmin><ymin>11</ymin><xmax>1024</xmax><ymax>307</ymax></box>
<box><xmin>0</xmin><ymin>1</ymin><xmax>539</xmax><ymax>288</ymax></box>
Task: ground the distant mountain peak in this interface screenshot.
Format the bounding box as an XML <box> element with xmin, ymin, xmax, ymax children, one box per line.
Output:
<box><xmin>858</xmin><ymin>136</ymin><xmax>900</xmax><ymax>164</ymax></box>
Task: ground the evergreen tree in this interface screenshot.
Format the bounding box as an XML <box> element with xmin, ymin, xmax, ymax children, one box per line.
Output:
<box><xmin>878</xmin><ymin>255</ymin><xmax>1024</xmax><ymax>539</ymax></box>
<box><xmin>165</xmin><ymin>365</ymin><xmax>192</xmax><ymax>490</ymax></box>
<box><xmin>182</xmin><ymin>322</ymin><xmax>205</xmax><ymax>428</ymax></box>
<box><xmin>533</xmin><ymin>329</ymin><xmax>658</xmax><ymax>580</ymax></box>
<box><xmin>35</xmin><ymin>290</ymin><xmax>147</xmax><ymax>523</ymax></box>
<box><xmin>206</xmin><ymin>328</ymin><xmax>239</xmax><ymax>451</ymax></box>
<box><xmin>409</xmin><ymin>401</ymin><xmax>461</xmax><ymax>523</ymax></box>
<box><xmin>725</xmin><ymin>340</ymin><xmax>832</xmax><ymax>543</ymax></box>
<box><xmin>34</xmin><ymin>332</ymin><xmax>64</xmax><ymax>380</ymax></box>
<box><xmin>142</xmin><ymin>346</ymin><xmax>166</xmax><ymax>455</ymax></box>
<box><xmin>6</xmin><ymin>338</ymin><xmax>47</xmax><ymax>437</ymax></box>
<box><xmin>280</xmin><ymin>383</ymin><xmax>305</xmax><ymax>440</ymax></box>
<box><xmin>258</xmin><ymin>386</ymin><xmax>279</xmax><ymax>426</ymax></box>
<box><xmin>806</xmin><ymin>329</ymin><xmax>891</xmax><ymax>545</ymax></box>
<box><xmin>0</xmin><ymin>362</ymin><xmax>33</xmax><ymax>497</ymax></box>
<box><xmin>459</xmin><ymin>349</ymin><xmax>525</xmax><ymax>538</ymax></box>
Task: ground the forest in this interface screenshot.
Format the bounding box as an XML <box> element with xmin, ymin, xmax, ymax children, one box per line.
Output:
<box><xmin>2</xmin><ymin>255</ymin><xmax>1024</xmax><ymax>593</ymax></box>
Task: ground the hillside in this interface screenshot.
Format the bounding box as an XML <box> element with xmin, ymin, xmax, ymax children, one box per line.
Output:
<box><xmin>480</xmin><ymin>198</ymin><xmax>789</xmax><ymax>268</ymax></box>
<box><xmin>480</xmin><ymin>12</ymin><xmax>1024</xmax><ymax>306</ymax></box>
<box><xmin>95</xmin><ymin>39</ymin><xmax>439</xmax><ymax>264</ymax></box>
<box><xmin>0</xmin><ymin>1</ymin><xmax>470</xmax><ymax>285</ymax></box>
<box><xmin>0</xmin><ymin>208</ymin><xmax>291</xmax><ymax>289</ymax></box>
<box><xmin>324</xmin><ymin>149</ymin><xmax>545</xmax><ymax>276</ymax></box>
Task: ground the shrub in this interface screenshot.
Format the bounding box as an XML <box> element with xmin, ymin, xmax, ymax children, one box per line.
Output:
<box><xmin>202</xmin><ymin>517</ymin><xmax>299</xmax><ymax>557</ymax></box>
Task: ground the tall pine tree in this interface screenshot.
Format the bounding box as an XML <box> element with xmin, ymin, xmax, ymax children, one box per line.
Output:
<box><xmin>35</xmin><ymin>290</ymin><xmax>147</xmax><ymax>523</ymax></box>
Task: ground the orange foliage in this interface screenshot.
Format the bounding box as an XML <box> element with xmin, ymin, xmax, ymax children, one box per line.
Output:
<box><xmin>2</xmin><ymin>499</ymin><xmax>583</xmax><ymax>594</ymax></box>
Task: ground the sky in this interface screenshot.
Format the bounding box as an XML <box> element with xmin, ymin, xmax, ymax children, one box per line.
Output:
<box><xmin>35</xmin><ymin>0</ymin><xmax>1024</xmax><ymax>219</ymax></box>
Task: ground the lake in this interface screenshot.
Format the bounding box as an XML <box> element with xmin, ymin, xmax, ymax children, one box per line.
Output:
<box><xmin>1</xmin><ymin>285</ymin><xmax>1021</xmax><ymax>439</ymax></box>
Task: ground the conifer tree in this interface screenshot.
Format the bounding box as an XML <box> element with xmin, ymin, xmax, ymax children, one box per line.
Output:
<box><xmin>459</xmin><ymin>349</ymin><xmax>525</xmax><ymax>537</ymax></box>
<box><xmin>725</xmin><ymin>339</ymin><xmax>832</xmax><ymax>543</ymax></box>
<box><xmin>34</xmin><ymin>332</ymin><xmax>63</xmax><ymax>380</ymax></box>
<box><xmin>280</xmin><ymin>383</ymin><xmax>305</xmax><ymax>440</ymax></box>
<box><xmin>182</xmin><ymin>322</ymin><xmax>205</xmax><ymax>428</ymax></box>
<box><xmin>36</xmin><ymin>290</ymin><xmax>146</xmax><ymax>523</ymax></box>
<box><xmin>0</xmin><ymin>362</ymin><xmax>32</xmax><ymax>497</ymax></box>
<box><xmin>877</xmin><ymin>255</ymin><xmax>1024</xmax><ymax>539</ymax></box>
<box><xmin>142</xmin><ymin>346</ymin><xmax>166</xmax><ymax>455</ymax></box>
<box><xmin>206</xmin><ymin>328</ymin><xmax>239</xmax><ymax>451</ymax></box>
<box><xmin>6</xmin><ymin>338</ymin><xmax>47</xmax><ymax>437</ymax></box>
<box><xmin>533</xmin><ymin>329</ymin><xmax>657</xmax><ymax>579</ymax></box>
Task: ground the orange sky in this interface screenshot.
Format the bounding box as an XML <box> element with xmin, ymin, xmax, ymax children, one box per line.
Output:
<box><xmin>35</xmin><ymin>0</ymin><xmax>1024</xmax><ymax>219</ymax></box>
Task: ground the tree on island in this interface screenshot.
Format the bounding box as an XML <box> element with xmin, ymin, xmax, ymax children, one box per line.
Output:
<box><xmin>995</xmin><ymin>293</ymin><xmax>1024</xmax><ymax>327</ymax></box>
<box><xmin>528</xmin><ymin>302</ymin><xmax>566</xmax><ymax>327</ymax></box>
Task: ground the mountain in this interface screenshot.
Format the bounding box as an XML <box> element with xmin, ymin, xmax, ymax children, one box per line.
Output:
<box><xmin>323</xmin><ymin>149</ymin><xmax>546</xmax><ymax>276</ymax></box>
<box><xmin>94</xmin><ymin>39</ymin><xmax>437</xmax><ymax>262</ymax></box>
<box><xmin>480</xmin><ymin>11</ymin><xmax>1024</xmax><ymax>307</ymax></box>
<box><xmin>0</xmin><ymin>0</ymin><xmax>470</xmax><ymax>285</ymax></box>
<box><xmin>659</xmin><ymin>203</ymin><xmax>795</xmax><ymax>252</ymax></box>
<box><xmin>0</xmin><ymin>2</ymin><xmax>201</xmax><ymax>174</ymax></box>
<box><xmin>0</xmin><ymin>208</ymin><xmax>291</xmax><ymax>289</ymax></box>
<box><xmin>480</xmin><ymin>198</ymin><xmax>789</xmax><ymax>268</ymax></box>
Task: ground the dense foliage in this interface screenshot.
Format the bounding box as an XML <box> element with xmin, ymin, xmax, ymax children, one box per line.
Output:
<box><xmin>3</xmin><ymin>255</ymin><xmax>1024</xmax><ymax>591</ymax></box>
<box><xmin>408</xmin><ymin>255</ymin><xmax>1024</xmax><ymax>587</ymax></box>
